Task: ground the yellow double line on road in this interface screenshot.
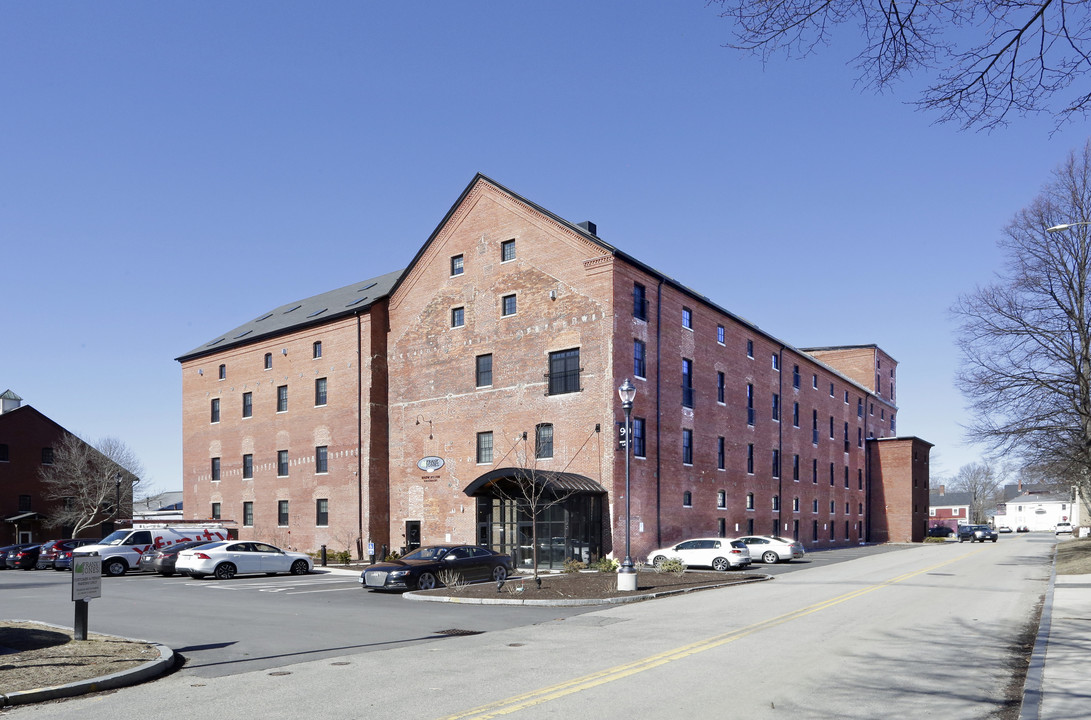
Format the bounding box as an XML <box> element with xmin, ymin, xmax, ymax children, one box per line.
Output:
<box><xmin>444</xmin><ymin>549</ymin><xmax>980</xmax><ymax>719</ymax></box>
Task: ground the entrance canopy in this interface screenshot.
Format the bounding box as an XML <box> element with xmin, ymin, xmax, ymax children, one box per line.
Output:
<box><xmin>463</xmin><ymin>468</ymin><xmax>606</xmax><ymax>497</ymax></box>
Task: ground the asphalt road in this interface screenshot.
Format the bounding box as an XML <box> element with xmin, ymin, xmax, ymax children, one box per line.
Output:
<box><xmin>3</xmin><ymin>537</ymin><xmax>1053</xmax><ymax>719</ymax></box>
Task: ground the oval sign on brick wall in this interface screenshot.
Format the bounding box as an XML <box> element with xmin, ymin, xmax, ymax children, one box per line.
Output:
<box><xmin>417</xmin><ymin>456</ymin><xmax>444</xmax><ymax>472</ymax></box>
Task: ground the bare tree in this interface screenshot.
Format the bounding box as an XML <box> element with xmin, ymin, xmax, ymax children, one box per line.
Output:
<box><xmin>949</xmin><ymin>462</ymin><xmax>1006</xmax><ymax>523</ymax></box>
<box><xmin>955</xmin><ymin>141</ymin><xmax>1091</xmax><ymax>510</ymax></box>
<box><xmin>39</xmin><ymin>433</ymin><xmax>144</xmax><ymax>536</ymax></box>
<box><xmin>712</xmin><ymin>1</ymin><xmax>1091</xmax><ymax>129</ymax></box>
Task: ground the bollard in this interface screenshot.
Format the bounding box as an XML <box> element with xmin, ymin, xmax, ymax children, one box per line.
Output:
<box><xmin>320</xmin><ymin>544</ymin><xmax>327</xmax><ymax>567</ymax></box>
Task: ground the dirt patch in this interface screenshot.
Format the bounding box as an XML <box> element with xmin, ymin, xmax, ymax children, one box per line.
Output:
<box><xmin>1056</xmin><ymin>536</ymin><xmax>1091</xmax><ymax>575</ymax></box>
<box><xmin>0</xmin><ymin>622</ymin><xmax>158</xmax><ymax>696</ymax></box>
<box><xmin>410</xmin><ymin>569</ymin><xmax>764</xmax><ymax>602</ymax></box>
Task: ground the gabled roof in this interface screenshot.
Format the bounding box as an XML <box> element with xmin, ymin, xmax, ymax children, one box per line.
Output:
<box><xmin>929</xmin><ymin>491</ymin><xmax>973</xmax><ymax>507</ymax></box>
<box><xmin>176</xmin><ymin>269</ymin><xmax>404</xmax><ymax>362</ymax></box>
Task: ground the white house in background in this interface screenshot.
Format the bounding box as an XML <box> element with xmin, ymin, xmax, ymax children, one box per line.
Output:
<box><xmin>998</xmin><ymin>491</ymin><xmax>1081</xmax><ymax>532</ymax></box>
<box><xmin>132</xmin><ymin>491</ymin><xmax>184</xmax><ymax>522</ymax></box>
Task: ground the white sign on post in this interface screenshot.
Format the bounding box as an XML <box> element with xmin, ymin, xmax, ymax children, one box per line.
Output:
<box><xmin>72</xmin><ymin>554</ymin><xmax>102</xmax><ymax>601</ymax></box>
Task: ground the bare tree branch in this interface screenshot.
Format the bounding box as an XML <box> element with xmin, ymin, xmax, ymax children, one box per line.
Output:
<box><xmin>38</xmin><ymin>433</ymin><xmax>144</xmax><ymax>536</ymax></box>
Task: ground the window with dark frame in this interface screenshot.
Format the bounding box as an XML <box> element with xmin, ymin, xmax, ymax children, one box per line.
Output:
<box><xmin>633</xmin><ymin>283</ymin><xmax>647</xmax><ymax>320</ymax></box>
<box><xmin>682</xmin><ymin>307</ymin><xmax>693</xmax><ymax>330</ymax></box>
<box><xmin>682</xmin><ymin>358</ymin><xmax>694</xmax><ymax>408</ymax></box>
<box><xmin>278</xmin><ymin>500</ymin><xmax>289</xmax><ymax>527</ymax></box>
<box><xmin>633</xmin><ymin>417</ymin><xmax>646</xmax><ymax>457</ymax></box>
<box><xmin>747</xmin><ymin>384</ymin><xmax>755</xmax><ymax>425</ymax></box>
<box><xmin>243</xmin><ymin>454</ymin><xmax>253</xmax><ymax>479</ymax></box>
<box><xmin>501</xmin><ymin>239</ymin><xmax>516</xmax><ymax>262</ymax></box>
<box><xmin>634</xmin><ymin>340</ymin><xmax>646</xmax><ymax>378</ymax></box>
<box><xmin>793</xmin><ymin>401</ymin><xmax>799</xmax><ymax>427</ymax></box>
<box><xmin>211</xmin><ymin>502</ymin><xmax>221</xmax><ymax>520</ymax></box>
<box><xmin>242</xmin><ymin>392</ymin><xmax>252</xmax><ymax>418</ymax></box>
<box><xmin>717</xmin><ymin>372</ymin><xmax>725</xmax><ymax>403</ymax></box>
<box><xmin>547</xmin><ymin>348</ymin><xmax>581</xmax><ymax>395</ymax></box>
<box><xmin>746</xmin><ymin>339</ymin><xmax>753</xmax><ymax>358</ymax></box>
<box><xmin>772</xmin><ymin>393</ymin><xmax>780</xmax><ymax>422</ymax></box>
<box><xmin>476</xmin><ymin>354</ymin><xmax>493</xmax><ymax>387</ymax></box>
<box><xmin>0</xmin><ymin>444</ymin><xmax>8</xmax><ymax>462</ymax></box>
<box><xmin>264</xmin><ymin>353</ymin><xmax>272</xmax><ymax>370</ymax></box>
<box><xmin>746</xmin><ymin>493</ymin><xmax>755</xmax><ymax>510</ymax></box>
<box><xmin>451</xmin><ymin>254</ymin><xmax>464</xmax><ymax>276</ymax></box>
<box><xmin>277</xmin><ymin>385</ymin><xmax>288</xmax><ymax>412</ymax></box>
<box><xmin>41</xmin><ymin>447</ymin><xmax>53</xmax><ymax>465</ymax></box>
<box><xmin>477</xmin><ymin>431</ymin><xmax>494</xmax><ymax>464</ymax></box>
<box><xmin>535</xmin><ymin>424</ymin><xmax>554</xmax><ymax>459</ymax></box>
<box><xmin>243</xmin><ymin>502</ymin><xmax>254</xmax><ymax>526</ymax></box>
<box><xmin>451</xmin><ymin>307</ymin><xmax>465</xmax><ymax>328</ymax></box>
<box><xmin>717</xmin><ymin>490</ymin><xmax>726</xmax><ymax>509</ymax></box>
<box><xmin>313</xmin><ymin>341</ymin><xmax>322</xmax><ymax>359</ymax></box>
<box><xmin>717</xmin><ymin>436</ymin><xmax>725</xmax><ymax>469</ymax></box>
<box><xmin>211</xmin><ymin>457</ymin><xmax>220</xmax><ymax>481</ymax></box>
<box><xmin>682</xmin><ymin>428</ymin><xmax>693</xmax><ymax>464</ymax></box>
<box><xmin>793</xmin><ymin>365</ymin><xmax>800</xmax><ymax>389</ymax></box>
<box><xmin>316</xmin><ymin>498</ymin><xmax>329</xmax><ymax>527</ymax></box>
<box><xmin>772</xmin><ymin>449</ymin><xmax>780</xmax><ymax>478</ymax></box>
<box><xmin>211</xmin><ymin>398</ymin><xmax>220</xmax><ymax>423</ymax></box>
<box><xmin>316</xmin><ymin>446</ymin><xmax>328</xmax><ymax>474</ymax></box>
<box><xmin>218</xmin><ymin>364</ymin><xmax>226</xmax><ymax>380</ymax></box>
<box><xmin>315</xmin><ymin>377</ymin><xmax>327</xmax><ymax>406</ymax></box>
<box><xmin>278</xmin><ymin>450</ymin><xmax>289</xmax><ymax>477</ymax></box>
<box><xmin>717</xmin><ymin>325</ymin><xmax>725</xmax><ymax>344</ymax></box>
<box><xmin>793</xmin><ymin>454</ymin><xmax>800</xmax><ymax>481</ymax></box>
<box><xmin>747</xmin><ymin>444</ymin><xmax>754</xmax><ymax>474</ymax></box>
<box><xmin>501</xmin><ymin>294</ymin><xmax>517</xmax><ymax>316</ymax></box>
<box><xmin>683</xmin><ymin>491</ymin><xmax>692</xmax><ymax>507</ymax></box>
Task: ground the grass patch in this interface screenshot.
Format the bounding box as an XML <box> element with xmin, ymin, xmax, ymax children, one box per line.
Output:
<box><xmin>1056</xmin><ymin>536</ymin><xmax>1091</xmax><ymax>575</ymax></box>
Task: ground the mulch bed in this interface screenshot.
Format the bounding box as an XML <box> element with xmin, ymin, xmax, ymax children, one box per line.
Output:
<box><xmin>414</xmin><ymin>569</ymin><xmax>764</xmax><ymax>602</ymax></box>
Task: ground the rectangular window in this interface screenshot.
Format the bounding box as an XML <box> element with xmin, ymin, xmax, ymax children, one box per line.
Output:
<box><xmin>264</xmin><ymin>353</ymin><xmax>273</xmax><ymax>370</ymax></box>
<box><xmin>830</xmin><ymin>462</ymin><xmax>835</xmax><ymax>486</ymax></box>
<box><xmin>682</xmin><ymin>429</ymin><xmax>693</xmax><ymax>465</ymax></box>
<box><xmin>0</xmin><ymin>444</ymin><xmax>8</xmax><ymax>462</ymax></box>
<box><xmin>812</xmin><ymin>374</ymin><xmax>818</xmax><ymax>389</ymax></box>
<box><xmin>793</xmin><ymin>365</ymin><xmax>800</xmax><ymax>389</ymax></box>
<box><xmin>316</xmin><ymin>499</ymin><xmax>329</xmax><ymax>527</ymax></box>
<box><xmin>830</xmin><ymin>383</ymin><xmax>835</xmax><ymax>397</ymax></box>
<box><xmin>211</xmin><ymin>457</ymin><xmax>221</xmax><ymax>481</ymax></box>
<box><xmin>501</xmin><ymin>239</ymin><xmax>516</xmax><ymax>262</ymax></box>
<box><xmin>793</xmin><ymin>402</ymin><xmax>799</xmax><ymax>428</ymax></box>
<box><xmin>772</xmin><ymin>353</ymin><xmax>780</xmax><ymax>371</ymax></box>
<box><xmin>812</xmin><ymin>458</ymin><xmax>818</xmax><ymax>484</ymax></box>
<box><xmin>313</xmin><ymin>341</ymin><xmax>322</xmax><ymax>359</ymax></box>
<box><xmin>535</xmin><ymin>424</ymin><xmax>554</xmax><ymax>459</ymax></box>
<box><xmin>450</xmin><ymin>254</ymin><xmax>464</xmax><ymax>276</ymax></box>
<box><xmin>682</xmin><ymin>358</ymin><xmax>694</xmax><ymax>408</ymax></box>
<box><xmin>218</xmin><ymin>364</ymin><xmax>226</xmax><ymax>380</ymax></box>
<box><xmin>277</xmin><ymin>385</ymin><xmax>288</xmax><ymax>412</ymax></box>
<box><xmin>243</xmin><ymin>454</ymin><xmax>253</xmax><ymax>479</ymax></box>
<box><xmin>243</xmin><ymin>502</ymin><xmax>254</xmax><ymax>527</ymax></box>
<box><xmin>793</xmin><ymin>454</ymin><xmax>800</xmax><ymax>481</ymax></box>
<box><xmin>278</xmin><ymin>500</ymin><xmax>289</xmax><ymax>527</ymax></box>
<box><xmin>747</xmin><ymin>384</ymin><xmax>755</xmax><ymax>425</ymax></box>
<box><xmin>315</xmin><ymin>378</ymin><xmax>328</xmax><ymax>406</ymax></box>
<box><xmin>476</xmin><ymin>354</ymin><xmax>493</xmax><ymax>387</ymax></box>
<box><xmin>682</xmin><ymin>307</ymin><xmax>693</xmax><ymax>330</ymax></box>
<box><xmin>41</xmin><ymin>447</ymin><xmax>54</xmax><ymax>465</ymax></box>
<box><xmin>548</xmin><ymin>348</ymin><xmax>581</xmax><ymax>395</ymax></box>
<box><xmin>829</xmin><ymin>416</ymin><xmax>835</xmax><ymax>439</ymax></box>
<box><xmin>211</xmin><ymin>502</ymin><xmax>221</xmax><ymax>520</ymax></box>
<box><xmin>633</xmin><ymin>417</ymin><xmax>646</xmax><ymax>458</ymax></box>
<box><xmin>15</xmin><ymin>495</ymin><xmax>29</xmax><ymax>512</ymax></box>
<box><xmin>746</xmin><ymin>339</ymin><xmax>754</xmax><ymax>358</ymax></box>
<box><xmin>717</xmin><ymin>325</ymin><xmax>725</xmax><ymax>344</ymax></box>
<box><xmin>278</xmin><ymin>450</ymin><xmax>289</xmax><ymax>477</ymax></box>
<box><xmin>858</xmin><ymin>398</ymin><xmax>864</xmax><ymax>418</ymax></box>
<box><xmin>242</xmin><ymin>392</ymin><xmax>252</xmax><ymax>418</ymax></box>
<box><xmin>717</xmin><ymin>372</ymin><xmax>725</xmax><ymax>404</ymax></box>
<box><xmin>451</xmin><ymin>307</ymin><xmax>465</xmax><ymax>328</ymax></box>
<box><xmin>845</xmin><ymin>466</ymin><xmax>850</xmax><ymax>488</ymax></box>
<box><xmin>813</xmin><ymin>499</ymin><xmax>819</xmax><ymax>513</ymax></box>
<box><xmin>772</xmin><ymin>449</ymin><xmax>780</xmax><ymax>478</ymax></box>
<box><xmin>747</xmin><ymin>444</ymin><xmax>754</xmax><ymax>474</ymax></box>
<box><xmin>501</xmin><ymin>294</ymin><xmax>517</xmax><ymax>316</ymax></box>
<box><xmin>210</xmin><ymin>398</ymin><xmax>220</xmax><ymax>423</ymax></box>
<box><xmin>633</xmin><ymin>283</ymin><xmax>647</xmax><ymax>320</ymax></box>
<box><xmin>634</xmin><ymin>340</ymin><xmax>646</xmax><ymax>378</ymax></box>
<box><xmin>717</xmin><ymin>437</ymin><xmax>725</xmax><ymax>470</ymax></box>
<box><xmin>316</xmin><ymin>446</ymin><xmax>328</xmax><ymax>474</ymax></box>
<box><xmin>772</xmin><ymin>393</ymin><xmax>780</xmax><ymax>422</ymax></box>
<box><xmin>477</xmin><ymin>431</ymin><xmax>494</xmax><ymax>464</ymax></box>
<box><xmin>812</xmin><ymin>410</ymin><xmax>819</xmax><ymax>445</ymax></box>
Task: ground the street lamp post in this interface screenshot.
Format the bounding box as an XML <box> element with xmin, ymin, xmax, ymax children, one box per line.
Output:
<box><xmin>1046</xmin><ymin>221</ymin><xmax>1091</xmax><ymax>233</ymax></box>
<box><xmin>617</xmin><ymin>378</ymin><xmax>637</xmax><ymax>592</ymax></box>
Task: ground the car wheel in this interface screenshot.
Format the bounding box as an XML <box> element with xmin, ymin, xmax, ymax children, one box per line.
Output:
<box><xmin>992</xmin><ymin>538</ymin><xmax>997</xmax><ymax>543</ymax></box>
<box><xmin>290</xmin><ymin>560</ymin><xmax>309</xmax><ymax>575</ymax></box>
<box><xmin>652</xmin><ymin>555</ymin><xmax>666</xmax><ymax>569</ymax></box>
<box><xmin>762</xmin><ymin>551</ymin><xmax>779</xmax><ymax>564</ymax></box>
<box><xmin>417</xmin><ymin>572</ymin><xmax>438</xmax><ymax>590</ymax></box>
<box><xmin>492</xmin><ymin>565</ymin><xmax>508</xmax><ymax>582</ymax></box>
<box><xmin>712</xmin><ymin>557</ymin><xmax>729</xmax><ymax>572</ymax></box>
<box><xmin>104</xmin><ymin>559</ymin><xmax>128</xmax><ymax>577</ymax></box>
<box><xmin>214</xmin><ymin>563</ymin><xmax>237</xmax><ymax>580</ymax></box>
<box><xmin>159</xmin><ymin>571</ymin><xmax>174</xmax><ymax>577</ymax></box>
<box><xmin>190</xmin><ymin>573</ymin><xmax>206</xmax><ymax>579</ymax></box>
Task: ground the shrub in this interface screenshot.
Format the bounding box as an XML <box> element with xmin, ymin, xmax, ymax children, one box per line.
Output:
<box><xmin>384</xmin><ymin>551</ymin><xmax>401</xmax><ymax>561</ymax></box>
<box><xmin>438</xmin><ymin>569</ymin><xmax>467</xmax><ymax>592</ymax></box>
<box><xmin>563</xmin><ymin>559</ymin><xmax>588</xmax><ymax>573</ymax></box>
<box><xmin>594</xmin><ymin>557</ymin><xmax>619</xmax><ymax>573</ymax></box>
<box><xmin>655</xmin><ymin>558</ymin><xmax>687</xmax><ymax>576</ymax></box>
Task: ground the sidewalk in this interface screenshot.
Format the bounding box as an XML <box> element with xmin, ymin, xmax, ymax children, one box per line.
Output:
<box><xmin>1022</xmin><ymin>569</ymin><xmax>1091</xmax><ymax>720</ymax></box>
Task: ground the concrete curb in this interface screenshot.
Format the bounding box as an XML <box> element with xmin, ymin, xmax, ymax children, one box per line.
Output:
<box><xmin>0</xmin><ymin>620</ymin><xmax>174</xmax><ymax>707</ymax></box>
<box><xmin>403</xmin><ymin>573</ymin><xmax>773</xmax><ymax>606</ymax></box>
<box><xmin>1018</xmin><ymin>548</ymin><xmax>1057</xmax><ymax>720</ymax></box>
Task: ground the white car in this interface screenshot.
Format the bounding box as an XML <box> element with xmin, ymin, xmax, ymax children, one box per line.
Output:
<box><xmin>175</xmin><ymin>541</ymin><xmax>312</xmax><ymax>579</ymax></box>
<box><xmin>646</xmin><ymin>538</ymin><xmax>751</xmax><ymax>571</ymax></box>
<box><xmin>737</xmin><ymin>535</ymin><xmax>806</xmax><ymax>564</ymax></box>
<box><xmin>1055</xmin><ymin>522</ymin><xmax>1073</xmax><ymax>535</ymax></box>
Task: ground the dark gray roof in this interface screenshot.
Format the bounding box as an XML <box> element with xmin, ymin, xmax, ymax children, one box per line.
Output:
<box><xmin>929</xmin><ymin>491</ymin><xmax>973</xmax><ymax>507</ymax></box>
<box><xmin>176</xmin><ymin>269</ymin><xmax>404</xmax><ymax>362</ymax></box>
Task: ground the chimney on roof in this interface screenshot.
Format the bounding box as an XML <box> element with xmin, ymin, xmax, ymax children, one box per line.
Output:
<box><xmin>939</xmin><ymin>485</ymin><xmax>945</xmax><ymax>496</ymax></box>
<box><xmin>577</xmin><ymin>221</ymin><xmax>597</xmax><ymax>236</ymax></box>
<box><xmin>1</xmin><ymin>389</ymin><xmax>23</xmax><ymax>414</ymax></box>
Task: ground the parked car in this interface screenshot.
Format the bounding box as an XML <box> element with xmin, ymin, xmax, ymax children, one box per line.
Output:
<box><xmin>140</xmin><ymin>540</ymin><xmax>217</xmax><ymax>576</ymax></box>
<box><xmin>51</xmin><ymin>539</ymin><xmax>102</xmax><ymax>571</ymax></box>
<box><xmin>927</xmin><ymin>526</ymin><xmax>955</xmax><ymax>538</ymax></box>
<box><xmin>6</xmin><ymin>545</ymin><xmax>42</xmax><ymax>570</ymax></box>
<box><xmin>997</xmin><ymin>526</ymin><xmax>1013</xmax><ymax>533</ymax></box>
<box><xmin>176</xmin><ymin>541</ymin><xmax>312</xmax><ymax>579</ymax></box>
<box><xmin>646</xmin><ymin>538</ymin><xmax>751</xmax><ymax>571</ymax></box>
<box><xmin>360</xmin><ymin>544</ymin><xmax>513</xmax><ymax>591</ymax></box>
<box><xmin>1017</xmin><ymin>526</ymin><xmax>1030</xmax><ymax>533</ymax></box>
<box><xmin>1055</xmin><ymin>522</ymin><xmax>1074</xmax><ymax>535</ymax></box>
<box><xmin>958</xmin><ymin>525</ymin><xmax>998</xmax><ymax>542</ymax></box>
<box><xmin>0</xmin><ymin>543</ymin><xmax>38</xmax><ymax>569</ymax></box>
<box><xmin>736</xmin><ymin>536</ymin><xmax>806</xmax><ymax>564</ymax></box>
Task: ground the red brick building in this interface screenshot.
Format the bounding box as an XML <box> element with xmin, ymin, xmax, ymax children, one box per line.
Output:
<box><xmin>178</xmin><ymin>175</ymin><xmax>930</xmax><ymax>564</ymax></box>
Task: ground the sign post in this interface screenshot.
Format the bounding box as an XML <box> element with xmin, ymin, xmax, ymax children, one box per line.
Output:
<box><xmin>71</xmin><ymin>552</ymin><xmax>102</xmax><ymax>641</ymax></box>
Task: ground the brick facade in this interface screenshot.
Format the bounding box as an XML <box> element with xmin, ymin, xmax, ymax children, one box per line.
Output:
<box><xmin>178</xmin><ymin>174</ymin><xmax>931</xmax><ymax>561</ymax></box>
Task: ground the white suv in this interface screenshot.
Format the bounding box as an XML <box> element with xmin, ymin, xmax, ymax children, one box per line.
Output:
<box><xmin>1055</xmin><ymin>522</ymin><xmax>1073</xmax><ymax>535</ymax></box>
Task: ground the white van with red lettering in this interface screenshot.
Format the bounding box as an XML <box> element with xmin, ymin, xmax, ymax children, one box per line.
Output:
<box><xmin>80</xmin><ymin>527</ymin><xmax>231</xmax><ymax>576</ymax></box>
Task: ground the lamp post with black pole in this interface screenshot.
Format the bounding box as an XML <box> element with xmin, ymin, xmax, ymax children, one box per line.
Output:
<box><xmin>617</xmin><ymin>378</ymin><xmax>637</xmax><ymax>591</ymax></box>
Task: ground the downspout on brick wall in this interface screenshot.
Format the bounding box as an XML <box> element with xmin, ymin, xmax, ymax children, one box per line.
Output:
<box><xmin>655</xmin><ymin>278</ymin><xmax>664</xmax><ymax>548</ymax></box>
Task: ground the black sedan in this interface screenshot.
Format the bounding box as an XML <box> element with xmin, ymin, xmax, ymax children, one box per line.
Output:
<box><xmin>6</xmin><ymin>544</ymin><xmax>42</xmax><ymax>569</ymax></box>
<box><xmin>360</xmin><ymin>544</ymin><xmax>513</xmax><ymax>591</ymax></box>
<box><xmin>139</xmin><ymin>539</ymin><xmax>216</xmax><ymax>576</ymax></box>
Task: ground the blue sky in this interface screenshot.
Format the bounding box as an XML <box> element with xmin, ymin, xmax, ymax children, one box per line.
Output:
<box><xmin>2</xmin><ymin>2</ymin><xmax>1086</xmax><ymax>494</ymax></box>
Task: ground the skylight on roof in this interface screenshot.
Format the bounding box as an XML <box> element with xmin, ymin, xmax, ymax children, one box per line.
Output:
<box><xmin>206</xmin><ymin>338</ymin><xmax>225</xmax><ymax>347</ymax></box>
<box><xmin>284</xmin><ymin>305</ymin><xmax>302</xmax><ymax>314</ymax></box>
<box><xmin>307</xmin><ymin>308</ymin><xmax>327</xmax><ymax>318</ymax></box>
<box><xmin>359</xmin><ymin>283</ymin><xmax>377</xmax><ymax>292</ymax></box>
<box><xmin>234</xmin><ymin>330</ymin><xmax>253</xmax><ymax>339</ymax></box>
<box><xmin>255</xmin><ymin>313</ymin><xmax>273</xmax><ymax>322</ymax></box>
<box><xmin>347</xmin><ymin>296</ymin><xmax>368</xmax><ymax>307</ymax></box>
